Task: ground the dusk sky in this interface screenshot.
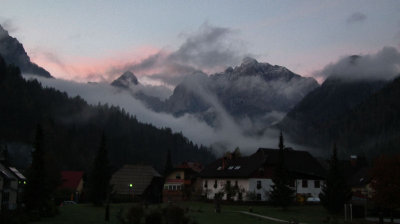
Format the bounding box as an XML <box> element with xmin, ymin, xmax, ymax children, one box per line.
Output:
<box><xmin>1</xmin><ymin>0</ymin><xmax>400</xmax><ymax>83</ymax></box>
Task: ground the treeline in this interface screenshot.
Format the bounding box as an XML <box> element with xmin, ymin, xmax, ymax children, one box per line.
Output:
<box><xmin>0</xmin><ymin>55</ymin><xmax>215</xmax><ymax>172</ymax></box>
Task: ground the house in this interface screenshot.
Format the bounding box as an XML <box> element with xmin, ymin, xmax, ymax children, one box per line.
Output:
<box><xmin>163</xmin><ymin>162</ymin><xmax>203</xmax><ymax>202</ymax></box>
<box><xmin>110</xmin><ymin>165</ymin><xmax>163</xmax><ymax>203</ymax></box>
<box><xmin>200</xmin><ymin>148</ymin><xmax>326</xmax><ymax>202</ymax></box>
<box><xmin>0</xmin><ymin>162</ymin><xmax>26</xmax><ymax>211</ymax></box>
<box><xmin>58</xmin><ymin>171</ymin><xmax>84</xmax><ymax>202</ymax></box>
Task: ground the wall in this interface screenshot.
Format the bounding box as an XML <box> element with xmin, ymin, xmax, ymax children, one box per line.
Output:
<box><xmin>295</xmin><ymin>179</ymin><xmax>323</xmax><ymax>198</ymax></box>
<box><xmin>248</xmin><ymin>178</ymin><xmax>273</xmax><ymax>201</ymax></box>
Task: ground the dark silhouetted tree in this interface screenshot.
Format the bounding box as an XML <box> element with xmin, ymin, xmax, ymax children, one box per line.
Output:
<box><xmin>24</xmin><ymin>124</ymin><xmax>60</xmax><ymax>215</ymax></box>
<box><xmin>88</xmin><ymin>133</ymin><xmax>111</xmax><ymax>206</ymax></box>
<box><xmin>164</xmin><ymin>148</ymin><xmax>173</xmax><ymax>176</ymax></box>
<box><xmin>269</xmin><ymin>132</ymin><xmax>294</xmax><ymax>208</ymax></box>
<box><xmin>319</xmin><ymin>143</ymin><xmax>352</xmax><ymax>214</ymax></box>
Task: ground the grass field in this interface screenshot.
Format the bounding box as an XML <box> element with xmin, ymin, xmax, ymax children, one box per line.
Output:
<box><xmin>33</xmin><ymin>202</ymin><xmax>365</xmax><ymax>224</ymax></box>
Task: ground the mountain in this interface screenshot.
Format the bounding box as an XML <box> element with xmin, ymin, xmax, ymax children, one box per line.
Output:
<box><xmin>0</xmin><ymin>25</ymin><xmax>52</xmax><ymax>78</ymax></box>
<box><xmin>111</xmin><ymin>71</ymin><xmax>139</xmax><ymax>88</ymax></box>
<box><xmin>278</xmin><ymin>76</ymin><xmax>386</xmax><ymax>148</ymax></box>
<box><xmin>162</xmin><ymin>57</ymin><xmax>319</xmax><ymax>129</ymax></box>
<box><xmin>335</xmin><ymin>76</ymin><xmax>400</xmax><ymax>158</ymax></box>
<box><xmin>0</xmin><ymin>55</ymin><xmax>214</xmax><ymax>171</ymax></box>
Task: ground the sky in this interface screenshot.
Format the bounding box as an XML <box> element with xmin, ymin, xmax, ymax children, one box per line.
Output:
<box><xmin>1</xmin><ymin>0</ymin><xmax>400</xmax><ymax>83</ymax></box>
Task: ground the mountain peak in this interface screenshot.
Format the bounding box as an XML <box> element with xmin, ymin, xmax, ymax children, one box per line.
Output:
<box><xmin>0</xmin><ymin>24</ymin><xmax>52</xmax><ymax>78</ymax></box>
<box><xmin>241</xmin><ymin>57</ymin><xmax>258</xmax><ymax>66</ymax></box>
<box><xmin>111</xmin><ymin>71</ymin><xmax>139</xmax><ymax>88</ymax></box>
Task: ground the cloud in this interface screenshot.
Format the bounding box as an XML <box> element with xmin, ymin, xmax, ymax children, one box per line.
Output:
<box><xmin>107</xmin><ymin>23</ymin><xmax>247</xmax><ymax>86</ymax></box>
<box><xmin>0</xmin><ymin>19</ymin><xmax>18</xmax><ymax>34</ymax></box>
<box><xmin>24</xmin><ymin>74</ymin><xmax>295</xmax><ymax>156</ymax></box>
<box><xmin>315</xmin><ymin>46</ymin><xmax>400</xmax><ymax>81</ymax></box>
<box><xmin>346</xmin><ymin>12</ymin><xmax>367</xmax><ymax>24</ymax></box>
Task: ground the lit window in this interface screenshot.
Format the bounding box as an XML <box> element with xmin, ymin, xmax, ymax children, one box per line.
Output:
<box><xmin>234</xmin><ymin>166</ymin><xmax>241</xmax><ymax>170</ymax></box>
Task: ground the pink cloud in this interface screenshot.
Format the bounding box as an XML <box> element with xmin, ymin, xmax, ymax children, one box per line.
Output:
<box><xmin>30</xmin><ymin>45</ymin><xmax>161</xmax><ymax>82</ymax></box>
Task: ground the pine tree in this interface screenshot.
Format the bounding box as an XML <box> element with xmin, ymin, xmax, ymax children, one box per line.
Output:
<box><xmin>319</xmin><ymin>143</ymin><xmax>352</xmax><ymax>214</ymax></box>
<box><xmin>24</xmin><ymin>124</ymin><xmax>52</xmax><ymax>213</ymax></box>
<box><xmin>164</xmin><ymin>148</ymin><xmax>173</xmax><ymax>176</ymax></box>
<box><xmin>88</xmin><ymin>133</ymin><xmax>111</xmax><ymax>206</ymax></box>
<box><xmin>269</xmin><ymin>131</ymin><xmax>294</xmax><ymax>208</ymax></box>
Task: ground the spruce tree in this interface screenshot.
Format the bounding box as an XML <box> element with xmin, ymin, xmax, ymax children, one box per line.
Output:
<box><xmin>269</xmin><ymin>132</ymin><xmax>294</xmax><ymax>208</ymax></box>
<box><xmin>319</xmin><ymin>143</ymin><xmax>352</xmax><ymax>214</ymax></box>
<box><xmin>24</xmin><ymin>124</ymin><xmax>51</xmax><ymax>213</ymax></box>
<box><xmin>88</xmin><ymin>133</ymin><xmax>111</xmax><ymax>206</ymax></box>
<box><xmin>164</xmin><ymin>148</ymin><xmax>173</xmax><ymax>176</ymax></box>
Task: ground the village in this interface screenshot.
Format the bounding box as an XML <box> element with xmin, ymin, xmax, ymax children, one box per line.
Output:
<box><xmin>1</xmin><ymin>133</ymin><xmax>392</xmax><ymax>224</ymax></box>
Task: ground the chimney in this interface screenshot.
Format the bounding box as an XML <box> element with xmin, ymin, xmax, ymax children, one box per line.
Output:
<box><xmin>350</xmin><ymin>155</ymin><xmax>357</xmax><ymax>167</ymax></box>
<box><xmin>222</xmin><ymin>157</ymin><xmax>226</xmax><ymax>170</ymax></box>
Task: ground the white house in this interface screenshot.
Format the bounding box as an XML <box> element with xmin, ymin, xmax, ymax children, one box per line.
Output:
<box><xmin>200</xmin><ymin>148</ymin><xmax>326</xmax><ymax>202</ymax></box>
<box><xmin>0</xmin><ymin>162</ymin><xmax>26</xmax><ymax>210</ymax></box>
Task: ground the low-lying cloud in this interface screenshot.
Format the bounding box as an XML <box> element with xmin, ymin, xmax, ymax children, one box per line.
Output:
<box><xmin>24</xmin><ymin>74</ymin><xmax>292</xmax><ymax>156</ymax></box>
<box><xmin>315</xmin><ymin>46</ymin><xmax>400</xmax><ymax>81</ymax></box>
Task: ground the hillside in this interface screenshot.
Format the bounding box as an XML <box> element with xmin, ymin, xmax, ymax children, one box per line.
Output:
<box><xmin>0</xmin><ymin>55</ymin><xmax>215</xmax><ymax>171</ymax></box>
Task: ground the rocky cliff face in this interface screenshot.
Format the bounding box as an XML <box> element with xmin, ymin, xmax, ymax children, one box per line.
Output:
<box><xmin>0</xmin><ymin>25</ymin><xmax>52</xmax><ymax>78</ymax></box>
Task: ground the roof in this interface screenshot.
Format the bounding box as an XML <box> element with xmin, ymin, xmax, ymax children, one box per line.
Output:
<box><xmin>200</xmin><ymin>148</ymin><xmax>326</xmax><ymax>179</ymax></box>
<box><xmin>258</xmin><ymin>148</ymin><xmax>326</xmax><ymax>178</ymax></box>
<box><xmin>200</xmin><ymin>152</ymin><xmax>266</xmax><ymax>178</ymax></box>
<box><xmin>9</xmin><ymin>167</ymin><xmax>26</xmax><ymax>180</ymax></box>
<box><xmin>60</xmin><ymin>171</ymin><xmax>84</xmax><ymax>190</ymax></box>
<box><xmin>110</xmin><ymin>165</ymin><xmax>161</xmax><ymax>195</ymax></box>
<box><xmin>0</xmin><ymin>162</ymin><xmax>17</xmax><ymax>180</ymax></box>
<box><xmin>175</xmin><ymin>162</ymin><xmax>203</xmax><ymax>173</ymax></box>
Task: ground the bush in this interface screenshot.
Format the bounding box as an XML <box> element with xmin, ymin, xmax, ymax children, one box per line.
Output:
<box><xmin>126</xmin><ymin>205</ymin><xmax>144</xmax><ymax>224</ymax></box>
<box><xmin>164</xmin><ymin>205</ymin><xmax>185</xmax><ymax>224</ymax></box>
<box><xmin>145</xmin><ymin>210</ymin><xmax>162</xmax><ymax>224</ymax></box>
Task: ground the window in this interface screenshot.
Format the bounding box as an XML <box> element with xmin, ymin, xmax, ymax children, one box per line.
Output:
<box><xmin>168</xmin><ymin>185</ymin><xmax>172</xmax><ymax>190</ymax></box>
<box><xmin>228</xmin><ymin>166</ymin><xmax>234</xmax><ymax>170</ymax></box>
<box><xmin>204</xmin><ymin>180</ymin><xmax>208</xmax><ymax>188</ymax></box>
<box><xmin>172</xmin><ymin>185</ymin><xmax>177</xmax><ymax>191</ymax></box>
<box><xmin>234</xmin><ymin>166</ymin><xmax>241</xmax><ymax>170</ymax></box>
<box><xmin>217</xmin><ymin>166</ymin><xmax>222</xmax><ymax>170</ymax></box>
<box><xmin>235</xmin><ymin>180</ymin><xmax>238</xmax><ymax>187</ymax></box>
<box><xmin>256</xmin><ymin>180</ymin><xmax>262</xmax><ymax>189</ymax></box>
<box><xmin>214</xmin><ymin>180</ymin><xmax>218</xmax><ymax>189</ymax></box>
<box><xmin>314</xmin><ymin>180</ymin><xmax>320</xmax><ymax>188</ymax></box>
<box><xmin>226</xmin><ymin>180</ymin><xmax>231</xmax><ymax>187</ymax></box>
<box><xmin>176</xmin><ymin>174</ymin><xmax>181</xmax><ymax>179</ymax></box>
<box><xmin>302</xmin><ymin>180</ymin><xmax>308</xmax><ymax>188</ymax></box>
<box><xmin>164</xmin><ymin>185</ymin><xmax>168</xmax><ymax>190</ymax></box>
<box><xmin>256</xmin><ymin>193</ymin><xmax>262</xmax><ymax>201</ymax></box>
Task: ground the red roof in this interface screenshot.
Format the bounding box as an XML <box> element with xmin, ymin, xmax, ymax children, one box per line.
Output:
<box><xmin>60</xmin><ymin>171</ymin><xmax>84</xmax><ymax>190</ymax></box>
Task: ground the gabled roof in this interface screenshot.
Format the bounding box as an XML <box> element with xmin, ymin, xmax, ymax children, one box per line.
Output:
<box><xmin>0</xmin><ymin>162</ymin><xmax>17</xmax><ymax>180</ymax></box>
<box><xmin>60</xmin><ymin>171</ymin><xmax>84</xmax><ymax>190</ymax></box>
<box><xmin>110</xmin><ymin>165</ymin><xmax>161</xmax><ymax>195</ymax></box>
<box><xmin>199</xmin><ymin>152</ymin><xmax>266</xmax><ymax>178</ymax></box>
<box><xmin>257</xmin><ymin>148</ymin><xmax>326</xmax><ymax>178</ymax></box>
<box><xmin>200</xmin><ymin>148</ymin><xmax>326</xmax><ymax>179</ymax></box>
<box><xmin>9</xmin><ymin>167</ymin><xmax>26</xmax><ymax>180</ymax></box>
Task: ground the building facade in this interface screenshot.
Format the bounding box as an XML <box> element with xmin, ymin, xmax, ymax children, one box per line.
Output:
<box><xmin>200</xmin><ymin>148</ymin><xmax>326</xmax><ymax>202</ymax></box>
